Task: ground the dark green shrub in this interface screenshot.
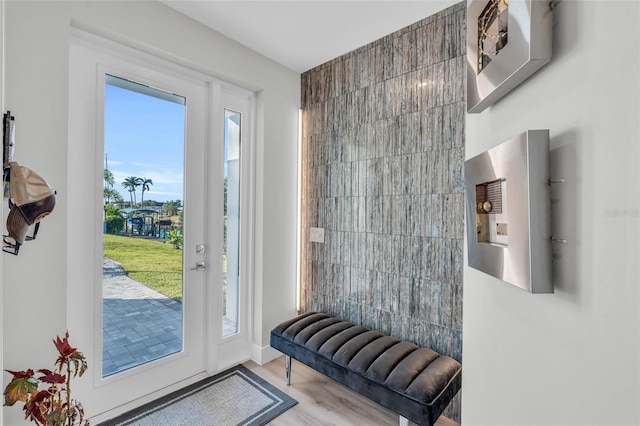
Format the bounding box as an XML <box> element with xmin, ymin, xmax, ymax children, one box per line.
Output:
<box><xmin>105</xmin><ymin>214</ymin><xmax>125</xmax><ymax>234</ymax></box>
<box><xmin>104</xmin><ymin>203</ymin><xmax>119</xmax><ymax>216</ymax></box>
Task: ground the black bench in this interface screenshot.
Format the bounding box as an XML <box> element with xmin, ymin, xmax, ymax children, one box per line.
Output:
<box><xmin>270</xmin><ymin>312</ymin><xmax>462</xmax><ymax>426</ymax></box>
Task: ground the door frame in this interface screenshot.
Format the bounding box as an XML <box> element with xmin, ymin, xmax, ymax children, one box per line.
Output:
<box><xmin>68</xmin><ymin>28</ymin><xmax>256</xmax><ymax>423</ymax></box>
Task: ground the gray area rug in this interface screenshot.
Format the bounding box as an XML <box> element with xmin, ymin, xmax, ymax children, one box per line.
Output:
<box><xmin>98</xmin><ymin>365</ymin><xmax>297</xmax><ymax>426</ymax></box>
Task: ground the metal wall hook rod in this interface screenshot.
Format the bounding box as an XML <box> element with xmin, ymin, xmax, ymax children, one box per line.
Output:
<box><xmin>551</xmin><ymin>237</ymin><xmax>567</xmax><ymax>243</ymax></box>
<box><xmin>549</xmin><ymin>179</ymin><xmax>566</xmax><ymax>184</ymax></box>
<box><xmin>550</xmin><ymin>0</ymin><xmax>562</xmax><ymax>10</ymax></box>
<box><xmin>190</xmin><ymin>261</ymin><xmax>206</xmax><ymax>271</ymax></box>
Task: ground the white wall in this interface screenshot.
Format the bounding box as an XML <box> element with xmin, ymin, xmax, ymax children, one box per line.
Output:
<box><xmin>3</xmin><ymin>1</ymin><xmax>298</xmax><ymax>423</ymax></box>
<box><xmin>462</xmin><ymin>2</ymin><xmax>640</xmax><ymax>425</ymax></box>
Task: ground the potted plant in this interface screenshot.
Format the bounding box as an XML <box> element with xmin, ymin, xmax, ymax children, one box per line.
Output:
<box><xmin>4</xmin><ymin>331</ymin><xmax>89</xmax><ymax>425</ymax></box>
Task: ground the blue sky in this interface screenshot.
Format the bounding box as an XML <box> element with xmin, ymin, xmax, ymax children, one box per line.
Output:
<box><xmin>104</xmin><ymin>83</ymin><xmax>185</xmax><ymax>204</ymax></box>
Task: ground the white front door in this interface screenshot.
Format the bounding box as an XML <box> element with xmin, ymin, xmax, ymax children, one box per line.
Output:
<box><xmin>68</xmin><ymin>32</ymin><xmax>253</xmax><ymax>422</ymax></box>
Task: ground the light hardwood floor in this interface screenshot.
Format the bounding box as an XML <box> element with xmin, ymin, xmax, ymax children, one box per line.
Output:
<box><xmin>244</xmin><ymin>356</ymin><xmax>459</xmax><ymax>426</ymax></box>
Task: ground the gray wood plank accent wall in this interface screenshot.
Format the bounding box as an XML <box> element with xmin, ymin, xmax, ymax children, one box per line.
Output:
<box><xmin>300</xmin><ymin>2</ymin><xmax>465</xmax><ymax>421</ymax></box>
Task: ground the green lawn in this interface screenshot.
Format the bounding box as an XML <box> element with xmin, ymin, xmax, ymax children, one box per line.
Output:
<box><xmin>104</xmin><ymin>234</ymin><xmax>183</xmax><ymax>302</ymax></box>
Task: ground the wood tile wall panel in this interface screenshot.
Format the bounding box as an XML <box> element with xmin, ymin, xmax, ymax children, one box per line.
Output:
<box><xmin>300</xmin><ymin>2</ymin><xmax>465</xmax><ymax>421</ymax></box>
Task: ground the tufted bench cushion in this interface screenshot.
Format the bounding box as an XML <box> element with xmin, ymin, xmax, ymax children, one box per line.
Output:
<box><xmin>270</xmin><ymin>312</ymin><xmax>461</xmax><ymax>426</ymax></box>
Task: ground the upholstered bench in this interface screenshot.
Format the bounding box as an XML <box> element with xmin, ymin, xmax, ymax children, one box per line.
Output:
<box><xmin>270</xmin><ymin>312</ymin><xmax>462</xmax><ymax>426</ymax></box>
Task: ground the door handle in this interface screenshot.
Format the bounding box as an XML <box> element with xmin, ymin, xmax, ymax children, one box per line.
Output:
<box><xmin>191</xmin><ymin>261</ymin><xmax>206</xmax><ymax>271</ymax></box>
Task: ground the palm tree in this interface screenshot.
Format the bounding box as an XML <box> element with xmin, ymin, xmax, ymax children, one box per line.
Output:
<box><xmin>162</xmin><ymin>200</ymin><xmax>182</xmax><ymax>216</ymax></box>
<box><xmin>122</xmin><ymin>176</ymin><xmax>140</xmax><ymax>208</ymax></box>
<box><xmin>104</xmin><ymin>168</ymin><xmax>118</xmax><ymax>205</ymax></box>
<box><xmin>139</xmin><ymin>178</ymin><xmax>153</xmax><ymax>206</ymax></box>
<box><xmin>104</xmin><ymin>168</ymin><xmax>115</xmax><ymax>188</ymax></box>
<box><xmin>104</xmin><ymin>187</ymin><xmax>122</xmax><ymax>205</ymax></box>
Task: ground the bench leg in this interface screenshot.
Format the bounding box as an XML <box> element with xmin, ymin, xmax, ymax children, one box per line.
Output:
<box><xmin>285</xmin><ymin>355</ymin><xmax>291</xmax><ymax>386</ymax></box>
<box><xmin>399</xmin><ymin>416</ymin><xmax>409</xmax><ymax>426</ymax></box>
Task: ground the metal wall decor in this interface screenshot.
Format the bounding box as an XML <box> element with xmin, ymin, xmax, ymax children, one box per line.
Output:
<box><xmin>467</xmin><ymin>0</ymin><xmax>553</xmax><ymax>113</ymax></box>
<box><xmin>465</xmin><ymin>130</ymin><xmax>553</xmax><ymax>293</ymax></box>
<box><xmin>2</xmin><ymin>112</ymin><xmax>57</xmax><ymax>255</ymax></box>
<box><xmin>3</xmin><ymin>111</ymin><xmax>15</xmax><ymax>188</ymax></box>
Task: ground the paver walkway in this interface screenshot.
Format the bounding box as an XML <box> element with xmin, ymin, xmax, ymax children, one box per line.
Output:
<box><xmin>102</xmin><ymin>258</ymin><xmax>182</xmax><ymax>377</ymax></box>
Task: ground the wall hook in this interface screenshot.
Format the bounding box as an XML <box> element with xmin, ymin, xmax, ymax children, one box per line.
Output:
<box><xmin>549</xmin><ymin>179</ymin><xmax>566</xmax><ymax>185</ymax></box>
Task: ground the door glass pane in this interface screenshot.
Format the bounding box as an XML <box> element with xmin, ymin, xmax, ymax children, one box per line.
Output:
<box><xmin>223</xmin><ymin>109</ymin><xmax>241</xmax><ymax>337</ymax></box>
<box><xmin>102</xmin><ymin>75</ymin><xmax>186</xmax><ymax>377</ymax></box>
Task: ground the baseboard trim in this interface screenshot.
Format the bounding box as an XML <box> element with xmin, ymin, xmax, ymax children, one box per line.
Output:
<box><xmin>251</xmin><ymin>344</ymin><xmax>282</xmax><ymax>365</ymax></box>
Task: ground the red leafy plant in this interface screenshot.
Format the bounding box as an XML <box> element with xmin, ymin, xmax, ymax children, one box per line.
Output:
<box><xmin>4</xmin><ymin>332</ymin><xmax>89</xmax><ymax>425</ymax></box>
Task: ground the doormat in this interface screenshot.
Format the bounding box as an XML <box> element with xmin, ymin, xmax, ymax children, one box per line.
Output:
<box><xmin>97</xmin><ymin>365</ymin><xmax>297</xmax><ymax>426</ymax></box>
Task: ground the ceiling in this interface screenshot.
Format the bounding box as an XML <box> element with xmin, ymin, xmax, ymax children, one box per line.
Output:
<box><xmin>161</xmin><ymin>1</ymin><xmax>460</xmax><ymax>73</ymax></box>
